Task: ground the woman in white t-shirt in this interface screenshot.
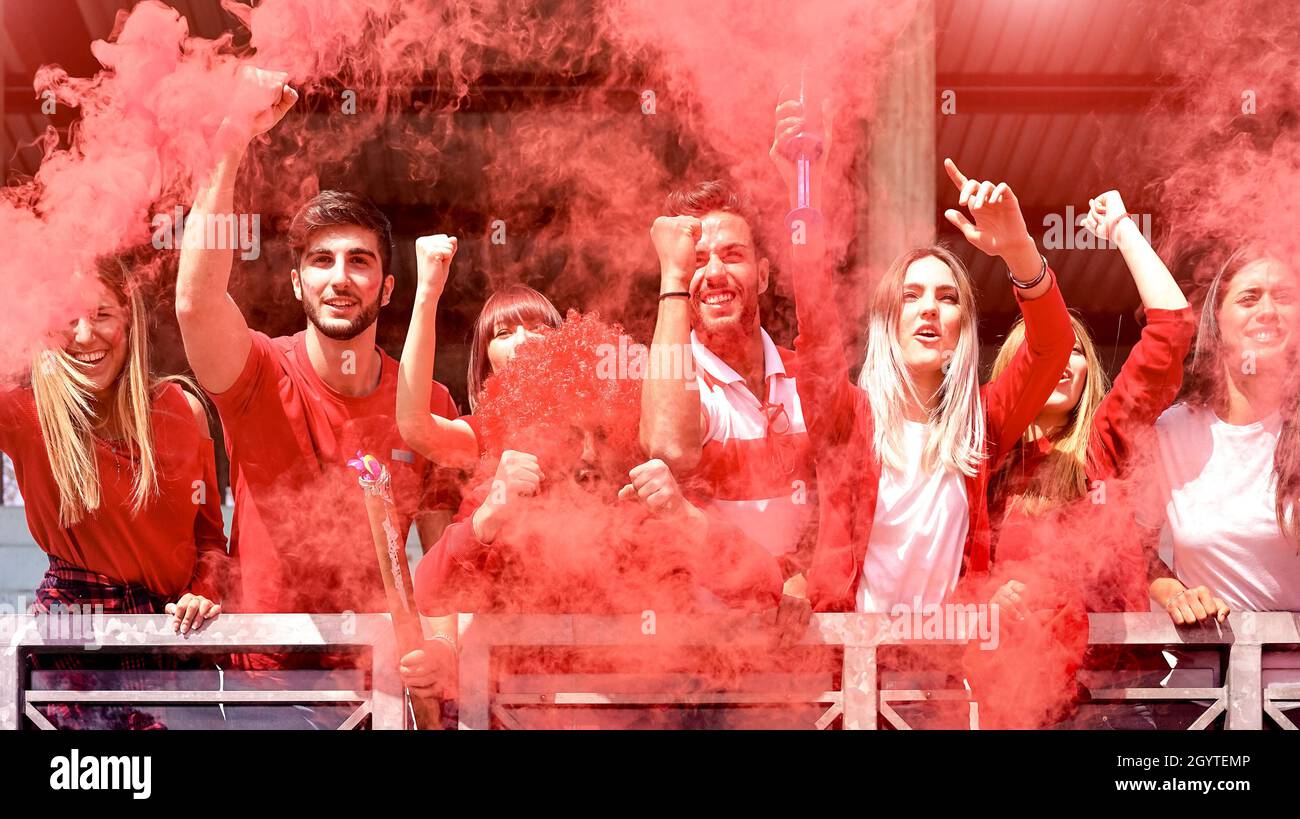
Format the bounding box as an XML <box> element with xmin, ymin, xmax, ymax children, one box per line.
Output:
<box><xmin>1146</xmin><ymin>249</ymin><xmax>1300</xmax><ymax>623</ymax></box>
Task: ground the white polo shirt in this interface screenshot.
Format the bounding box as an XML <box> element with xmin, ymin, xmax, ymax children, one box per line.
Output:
<box><xmin>691</xmin><ymin>329</ymin><xmax>815</xmax><ymax>557</ymax></box>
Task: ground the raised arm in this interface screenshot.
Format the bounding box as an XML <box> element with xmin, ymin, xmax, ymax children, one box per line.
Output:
<box><xmin>1080</xmin><ymin>190</ymin><xmax>1195</xmax><ymax>475</ymax></box>
<box><xmin>414</xmin><ymin>451</ymin><xmax>542</xmax><ymax>615</ymax></box>
<box><xmin>943</xmin><ymin>160</ymin><xmax>1073</xmax><ymax>454</ymax></box>
<box><xmin>1082</xmin><ymin>190</ymin><xmax>1188</xmax><ymax>311</ymax></box>
<box><xmin>769</xmin><ymin>97</ymin><xmax>857</xmax><ymax>448</ymax></box>
<box><xmin>175</xmin><ymin>67</ymin><xmax>297</xmax><ymax>394</ymax></box>
<box><xmin>639</xmin><ymin>216</ymin><xmax>705</xmax><ymax>473</ymax></box>
<box><xmin>396</xmin><ymin>234</ymin><xmax>479</xmax><ymax>469</ymax></box>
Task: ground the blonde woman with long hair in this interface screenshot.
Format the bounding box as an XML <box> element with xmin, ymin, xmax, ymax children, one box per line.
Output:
<box><xmin>771</xmin><ymin>97</ymin><xmax>1073</xmax><ymax>612</ymax></box>
<box><xmin>987</xmin><ymin>190</ymin><xmax>1193</xmax><ymax>618</ymax></box>
<box><xmin>0</xmin><ymin>253</ymin><xmax>227</xmax><ymax>635</ymax></box>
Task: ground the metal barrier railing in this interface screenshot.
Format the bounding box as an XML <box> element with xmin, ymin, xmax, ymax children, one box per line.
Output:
<box><xmin>3</xmin><ymin>611</ymin><xmax>1298</xmax><ymax>729</ymax></box>
<box><xmin>0</xmin><ymin>613</ymin><xmax>406</xmax><ymax>730</ymax></box>
<box><xmin>454</xmin><ymin>611</ymin><xmax>1300</xmax><ymax>730</ymax></box>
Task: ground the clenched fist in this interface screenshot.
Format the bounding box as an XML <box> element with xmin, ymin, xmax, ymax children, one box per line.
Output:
<box><xmin>618</xmin><ymin>458</ymin><xmax>686</xmax><ymax>514</ymax></box>
<box><xmin>399</xmin><ymin>641</ymin><xmax>456</xmax><ymax>698</ymax></box>
<box><xmin>650</xmin><ymin>215</ymin><xmax>702</xmax><ymax>290</ymax></box>
<box><xmin>1079</xmin><ymin>190</ymin><xmax>1129</xmax><ymax>243</ymax></box>
<box><xmin>472</xmin><ymin>450</ymin><xmax>544</xmax><ymax>543</ymax></box>
<box><xmin>220</xmin><ymin>65</ymin><xmax>298</xmax><ymax>149</ymax></box>
<box><xmin>415</xmin><ymin>234</ymin><xmax>458</xmax><ymax>297</ymax></box>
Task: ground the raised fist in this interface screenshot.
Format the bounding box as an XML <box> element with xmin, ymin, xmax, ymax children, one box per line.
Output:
<box><xmin>650</xmin><ymin>215</ymin><xmax>702</xmax><ymax>288</ymax></box>
<box><xmin>415</xmin><ymin>234</ymin><xmax>458</xmax><ymax>296</ymax></box>
<box><xmin>222</xmin><ymin>64</ymin><xmax>298</xmax><ymax>148</ymax></box>
<box><xmin>1080</xmin><ymin>190</ymin><xmax>1130</xmax><ymax>242</ymax></box>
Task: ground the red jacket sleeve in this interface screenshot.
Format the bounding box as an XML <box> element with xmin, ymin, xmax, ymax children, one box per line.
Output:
<box><xmin>790</xmin><ymin>219</ymin><xmax>859</xmax><ymax>449</ymax></box>
<box><xmin>414</xmin><ymin>488</ymin><xmax>497</xmax><ymax>616</ymax></box>
<box><xmin>1088</xmin><ymin>307</ymin><xmax>1195</xmax><ymax>479</ymax></box>
<box><xmin>185</xmin><ymin>440</ymin><xmax>229</xmax><ymax>601</ymax></box>
<box><xmin>982</xmin><ymin>271</ymin><xmax>1074</xmax><ymax>463</ymax></box>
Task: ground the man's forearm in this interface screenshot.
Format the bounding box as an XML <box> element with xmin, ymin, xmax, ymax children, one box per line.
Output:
<box><xmin>178</xmin><ymin>149</ymin><xmax>243</xmax><ymax>309</ymax></box>
<box><xmin>176</xmin><ymin>148</ymin><xmax>254</xmax><ymax>393</ymax></box>
<box><xmin>397</xmin><ymin>289</ymin><xmax>442</xmax><ymax>454</ymax></box>
<box><xmin>639</xmin><ymin>291</ymin><xmax>701</xmax><ymax>471</ymax></box>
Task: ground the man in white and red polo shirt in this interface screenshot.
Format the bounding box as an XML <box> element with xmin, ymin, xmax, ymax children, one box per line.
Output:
<box><xmin>641</xmin><ymin>180</ymin><xmax>816</xmax><ymax>593</ymax></box>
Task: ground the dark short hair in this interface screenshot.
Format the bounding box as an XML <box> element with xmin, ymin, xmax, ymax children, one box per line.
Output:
<box><xmin>666</xmin><ymin>179</ymin><xmax>752</xmax><ymax>226</ymax></box>
<box><xmin>665</xmin><ymin>179</ymin><xmax>764</xmax><ymax>254</ymax></box>
<box><xmin>288</xmin><ymin>190</ymin><xmax>395</xmax><ymax>276</ymax></box>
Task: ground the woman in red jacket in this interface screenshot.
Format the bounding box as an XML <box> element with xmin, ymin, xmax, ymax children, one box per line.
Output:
<box><xmin>974</xmin><ymin>190</ymin><xmax>1193</xmax><ymax>728</ymax></box>
<box><xmin>770</xmin><ymin>101</ymin><xmax>1074</xmax><ymax>615</ymax></box>
<box><xmin>988</xmin><ymin>190</ymin><xmax>1193</xmax><ymax>611</ymax></box>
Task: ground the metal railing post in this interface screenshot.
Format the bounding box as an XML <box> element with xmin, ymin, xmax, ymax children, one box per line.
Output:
<box><xmin>1226</xmin><ymin>612</ymin><xmax>1264</xmax><ymax>730</ymax></box>
<box><xmin>0</xmin><ymin>623</ymin><xmax>18</xmax><ymax>730</ymax></box>
<box><xmin>841</xmin><ymin>645</ymin><xmax>878</xmax><ymax>730</ymax></box>
<box><xmin>370</xmin><ymin>624</ymin><xmax>406</xmax><ymax>730</ymax></box>
<box><xmin>457</xmin><ymin>613</ymin><xmax>491</xmax><ymax>730</ymax></box>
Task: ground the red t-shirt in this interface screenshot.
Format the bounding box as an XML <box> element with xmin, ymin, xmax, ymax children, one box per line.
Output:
<box><xmin>0</xmin><ymin>383</ymin><xmax>227</xmax><ymax>601</ymax></box>
<box><xmin>207</xmin><ymin>330</ymin><xmax>460</xmax><ymax>614</ymax></box>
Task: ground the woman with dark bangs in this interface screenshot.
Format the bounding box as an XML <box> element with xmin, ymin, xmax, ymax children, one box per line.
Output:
<box><xmin>395</xmin><ymin>235</ymin><xmax>564</xmax><ymax>698</ymax></box>
<box><xmin>1143</xmin><ymin>245</ymin><xmax>1300</xmax><ymax>624</ymax></box>
<box><xmin>397</xmin><ymin>233</ymin><xmax>562</xmax><ymax>467</ymax></box>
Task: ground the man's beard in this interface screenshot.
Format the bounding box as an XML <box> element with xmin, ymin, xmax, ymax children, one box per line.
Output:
<box><xmin>302</xmin><ymin>292</ymin><xmax>383</xmax><ymax>341</ymax></box>
<box><xmin>691</xmin><ymin>296</ymin><xmax>760</xmax><ymax>354</ymax></box>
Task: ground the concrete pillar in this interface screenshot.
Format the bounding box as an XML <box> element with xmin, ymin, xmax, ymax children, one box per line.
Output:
<box><xmin>862</xmin><ymin>0</ymin><xmax>936</xmax><ymax>275</ymax></box>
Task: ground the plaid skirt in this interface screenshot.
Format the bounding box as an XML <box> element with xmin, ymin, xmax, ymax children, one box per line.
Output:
<box><xmin>28</xmin><ymin>556</ymin><xmax>174</xmax><ymax>729</ymax></box>
<box><xmin>32</xmin><ymin>555</ymin><xmax>170</xmax><ymax>617</ymax></box>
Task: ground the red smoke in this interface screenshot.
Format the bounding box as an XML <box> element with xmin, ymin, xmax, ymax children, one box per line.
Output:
<box><xmin>13</xmin><ymin>0</ymin><xmax>1297</xmax><ymax>728</ymax></box>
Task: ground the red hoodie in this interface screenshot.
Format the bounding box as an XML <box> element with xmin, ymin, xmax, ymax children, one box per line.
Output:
<box><xmin>789</xmin><ymin>233</ymin><xmax>1074</xmax><ymax>612</ymax></box>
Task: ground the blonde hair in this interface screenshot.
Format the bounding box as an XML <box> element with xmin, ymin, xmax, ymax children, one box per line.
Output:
<box><xmin>857</xmin><ymin>246</ymin><xmax>985</xmax><ymax>476</ymax></box>
<box><xmin>30</xmin><ymin>257</ymin><xmax>200</xmax><ymax>526</ymax></box>
<box><xmin>989</xmin><ymin>313</ymin><xmax>1109</xmax><ymax>515</ymax></box>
